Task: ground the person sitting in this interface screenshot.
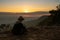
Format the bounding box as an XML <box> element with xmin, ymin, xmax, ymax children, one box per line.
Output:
<box><xmin>12</xmin><ymin>16</ymin><xmax>27</xmax><ymax>35</ymax></box>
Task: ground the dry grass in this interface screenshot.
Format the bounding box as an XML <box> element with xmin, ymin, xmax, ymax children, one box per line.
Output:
<box><xmin>0</xmin><ymin>26</ymin><xmax>60</xmax><ymax>40</ymax></box>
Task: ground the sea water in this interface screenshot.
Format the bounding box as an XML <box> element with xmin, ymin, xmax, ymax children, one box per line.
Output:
<box><xmin>0</xmin><ymin>13</ymin><xmax>49</xmax><ymax>24</ymax></box>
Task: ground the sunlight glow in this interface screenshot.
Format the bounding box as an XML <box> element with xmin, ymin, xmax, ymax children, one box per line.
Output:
<box><xmin>24</xmin><ymin>10</ymin><xmax>30</xmax><ymax>13</ymax></box>
<box><xmin>23</xmin><ymin>9</ymin><xmax>30</xmax><ymax>13</ymax></box>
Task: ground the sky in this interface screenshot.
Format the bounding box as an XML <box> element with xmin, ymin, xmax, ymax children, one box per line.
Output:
<box><xmin>0</xmin><ymin>0</ymin><xmax>60</xmax><ymax>12</ymax></box>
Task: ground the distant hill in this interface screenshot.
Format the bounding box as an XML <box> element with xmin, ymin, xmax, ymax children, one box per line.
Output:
<box><xmin>0</xmin><ymin>11</ymin><xmax>49</xmax><ymax>15</ymax></box>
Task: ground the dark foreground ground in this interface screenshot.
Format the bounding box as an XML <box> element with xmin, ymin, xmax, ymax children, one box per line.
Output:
<box><xmin>0</xmin><ymin>26</ymin><xmax>60</xmax><ymax>40</ymax></box>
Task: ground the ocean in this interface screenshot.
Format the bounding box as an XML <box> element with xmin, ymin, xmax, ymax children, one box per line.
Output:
<box><xmin>0</xmin><ymin>13</ymin><xmax>50</xmax><ymax>24</ymax></box>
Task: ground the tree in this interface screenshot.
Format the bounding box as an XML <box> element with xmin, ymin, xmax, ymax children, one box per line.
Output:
<box><xmin>49</xmin><ymin>10</ymin><xmax>57</xmax><ymax>16</ymax></box>
<box><xmin>49</xmin><ymin>4</ymin><xmax>60</xmax><ymax>24</ymax></box>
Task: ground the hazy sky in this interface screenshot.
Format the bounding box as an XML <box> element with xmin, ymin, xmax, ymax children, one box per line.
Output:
<box><xmin>0</xmin><ymin>0</ymin><xmax>60</xmax><ymax>12</ymax></box>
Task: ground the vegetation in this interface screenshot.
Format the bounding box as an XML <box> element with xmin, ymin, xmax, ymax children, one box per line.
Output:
<box><xmin>39</xmin><ymin>4</ymin><xmax>60</xmax><ymax>26</ymax></box>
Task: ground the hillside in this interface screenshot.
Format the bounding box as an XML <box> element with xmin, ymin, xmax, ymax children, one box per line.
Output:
<box><xmin>23</xmin><ymin>15</ymin><xmax>48</xmax><ymax>28</ymax></box>
<box><xmin>0</xmin><ymin>15</ymin><xmax>60</xmax><ymax>40</ymax></box>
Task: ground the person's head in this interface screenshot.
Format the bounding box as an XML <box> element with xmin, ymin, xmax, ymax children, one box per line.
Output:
<box><xmin>18</xmin><ymin>16</ymin><xmax>24</xmax><ymax>22</ymax></box>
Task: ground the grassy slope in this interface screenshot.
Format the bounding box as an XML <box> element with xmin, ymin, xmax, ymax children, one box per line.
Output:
<box><xmin>0</xmin><ymin>26</ymin><xmax>60</xmax><ymax>40</ymax></box>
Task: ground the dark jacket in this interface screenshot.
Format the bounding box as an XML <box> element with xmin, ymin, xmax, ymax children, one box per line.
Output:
<box><xmin>12</xmin><ymin>23</ymin><xmax>27</xmax><ymax>35</ymax></box>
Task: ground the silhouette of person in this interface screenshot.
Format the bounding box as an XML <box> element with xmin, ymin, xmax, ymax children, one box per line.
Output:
<box><xmin>12</xmin><ymin>16</ymin><xmax>27</xmax><ymax>35</ymax></box>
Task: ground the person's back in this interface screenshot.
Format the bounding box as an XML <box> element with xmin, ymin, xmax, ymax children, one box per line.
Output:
<box><xmin>12</xmin><ymin>16</ymin><xmax>27</xmax><ymax>35</ymax></box>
